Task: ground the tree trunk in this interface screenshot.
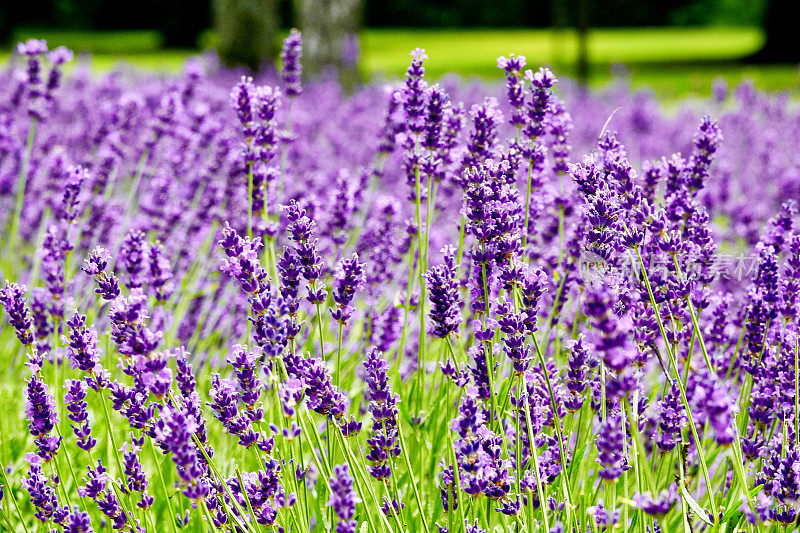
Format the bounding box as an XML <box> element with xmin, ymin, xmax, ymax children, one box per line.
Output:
<box><xmin>213</xmin><ymin>0</ymin><xmax>279</xmax><ymax>71</ymax></box>
<box><xmin>295</xmin><ymin>0</ymin><xmax>362</xmax><ymax>89</ymax></box>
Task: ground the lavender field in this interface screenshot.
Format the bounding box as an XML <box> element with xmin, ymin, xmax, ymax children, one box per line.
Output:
<box><xmin>0</xmin><ymin>34</ymin><xmax>799</xmax><ymax>533</ymax></box>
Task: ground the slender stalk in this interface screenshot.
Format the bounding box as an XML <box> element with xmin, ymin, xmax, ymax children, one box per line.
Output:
<box><xmin>446</xmin><ymin>432</ymin><xmax>468</xmax><ymax>533</ymax></box>
<box><xmin>396</xmin><ymin>422</ymin><xmax>431</xmax><ymax>533</ymax></box>
<box><xmin>97</xmin><ymin>390</ymin><xmax>129</xmax><ymax>492</ymax></box>
<box><xmin>147</xmin><ymin>437</ymin><xmax>180</xmax><ymax>533</ymax></box>
<box><xmin>522</xmin><ymin>372</ymin><xmax>551</xmax><ymax>532</ymax></box>
<box><xmin>531</xmin><ymin>334</ymin><xmax>578</xmax><ymax>531</ymax></box>
<box><xmin>635</xmin><ymin>247</ymin><xmax>719</xmax><ymax>519</ymax></box>
<box><xmin>276</xmin><ymin>98</ymin><xmax>294</xmax><ymax>202</ymax></box>
<box><xmin>336</xmin><ymin>322</ymin><xmax>344</xmax><ymax>388</ymax></box>
<box><xmin>236</xmin><ymin>467</ymin><xmax>265</xmax><ymax>532</ymax></box>
<box><xmin>314</xmin><ymin>296</ymin><xmax>326</xmax><ymax>358</ymax></box>
<box><xmin>333</xmin><ymin>429</ymin><xmax>392</xmax><ymax>533</ymax></box>
<box><xmin>796</xmin><ymin>337</ymin><xmax>799</xmax><ymax>449</ymax></box>
<box><xmin>393</xmin><ymin>241</ymin><xmax>417</xmax><ymax>389</ymax></box>
<box><xmin>521</xmin><ymin>142</ymin><xmax>535</xmax><ymax>251</ymax></box>
<box><xmin>189</xmin><ymin>432</ymin><xmax>254</xmax><ymax>533</ymax></box>
<box><xmin>246</xmin><ymin>162</ymin><xmax>254</xmax><ymax>239</ymax></box>
<box><xmin>201</xmin><ymin>498</ymin><xmax>221</xmax><ymax>533</ymax></box>
<box><xmin>413</xmin><ymin>152</ymin><xmax>427</xmax><ymax>418</ymax></box>
<box><xmin>7</xmin><ymin>118</ymin><xmax>37</xmax><ymax>255</ymax></box>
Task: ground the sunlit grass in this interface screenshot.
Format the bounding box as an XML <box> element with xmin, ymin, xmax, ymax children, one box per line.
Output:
<box><xmin>2</xmin><ymin>26</ymin><xmax>796</xmax><ymax>99</ymax></box>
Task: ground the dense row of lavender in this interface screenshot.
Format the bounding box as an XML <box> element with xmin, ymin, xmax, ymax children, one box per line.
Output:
<box><xmin>0</xmin><ymin>33</ymin><xmax>799</xmax><ymax>533</ymax></box>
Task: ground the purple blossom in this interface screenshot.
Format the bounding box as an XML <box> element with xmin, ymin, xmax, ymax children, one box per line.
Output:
<box><xmin>595</xmin><ymin>411</ymin><xmax>630</xmax><ymax>481</ymax></box>
<box><xmin>0</xmin><ymin>282</ymin><xmax>34</xmax><ymax>347</ymax></box>
<box><xmin>25</xmin><ymin>374</ymin><xmax>61</xmax><ymax>462</ymax></box>
<box><xmin>364</xmin><ymin>348</ymin><xmax>401</xmax><ymax>480</ymax></box>
<box><xmin>64</xmin><ymin>379</ymin><xmax>96</xmax><ymax>451</ymax></box>
<box><xmin>633</xmin><ymin>485</ymin><xmax>677</xmax><ymax>517</ymax></box>
<box><xmin>281</xmin><ymin>29</ymin><xmax>303</xmax><ymax>97</ymax></box>
<box><xmin>22</xmin><ymin>453</ymin><xmax>67</xmax><ymax>524</ymax></box>
<box><xmin>328</xmin><ymin>463</ymin><xmax>360</xmax><ymax>532</ymax></box>
<box><xmin>331</xmin><ymin>253</ymin><xmax>365</xmax><ymax>324</ymax></box>
<box><xmin>426</xmin><ymin>245</ymin><xmax>462</xmax><ymax>338</ymax></box>
<box><xmin>83</xmin><ymin>247</ymin><xmax>122</xmax><ymax>300</ymax></box>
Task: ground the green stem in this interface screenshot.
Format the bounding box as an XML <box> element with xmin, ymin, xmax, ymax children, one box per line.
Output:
<box><xmin>396</xmin><ymin>422</ymin><xmax>431</xmax><ymax>533</ymax></box>
<box><xmin>236</xmin><ymin>467</ymin><xmax>265</xmax><ymax>531</ymax></box>
<box><xmin>190</xmin><ymin>433</ymin><xmax>253</xmax><ymax>533</ymax></box>
<box><xmin>635</xmin><ymin>248</ymin><xmax>719</xmax><ymax>519</ymax></box>
<box><xmin>795</xmin><ymin>338</ymin><xmax>799</xmax><ymax>449</ymax></box>
<box><xmin>393</xmin><ymin>241</ymin><xmax>417</xmax><ymax>390</ymax></box>
<box><xmin>7</xmin><ymin>118</ymin><xmax>36</xmax><ymax>255</ymax></box>
<box><xmin>336</xmin><ymin>322</ymin><xmax>344</xmax><ymax>388</ymax></box>
<box><xmin>446</xmin><ymin>432</ymin><xmax>467</xmax><ymax>533</ymax></box>
<box><xmin>531</xmin><ymin>335</ymin><xmax>577</xmax><ymax>531</ymax></box>
<box><xmin>246</xmin><ymin>162</ymin><xmax>254</xmax><ymax>239</ymax></box>
<box><xmin>314</xmin><ymin>295</ymin><xmax>326</xmax><ymax>358</ymax></box>
<box><xmin>413</xmin><ymin>152</ymin><xmax>427</xmax><ymax>418</ymax></box>
<box><xmin>201</xmin><ymin>497</ymin><xmax>221</xmax><ymax>533</ymax></box>
<box><xmin>521</xmin><ymin>372</ymin><xmax>550</xmax><ymax>532</ymax></box>
<box><xmin>521</xmin><ymin>144</ymin><xmax>535</xmax><ymax>251</ymax></box>
<box><xmin>0</xmin><ymin>452</ymin><xmax>32</xmax><ymax>533</ymax></box>
<box><xmin>147</xmin><ymin>437</ymin><xmax>180</xmax><ymax>533</ymax></box>
<box><xmin>98</xmin><ymin>390</ymin><xmax>129</xmax><ymax>492</ymax></box>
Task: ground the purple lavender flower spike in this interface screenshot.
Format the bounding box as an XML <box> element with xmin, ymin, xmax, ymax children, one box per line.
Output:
<box><xmin>564</xmin><ymin>335</ymin><xmax>592</xmax><ymax>411</ymax></box>
<box><xmin>207</xmin><ymin>373</ymin><xmax>258</xmax><ymax>447</ymax></box>
<box><xmin>595</xmin><ymin>411</ymin><xmax>630</xmax><ymax>481</ymax></box>
<box><xmin>22</xmin><ymin>453</ymin><xmax>68</xmax><ymax>525</ymax></box>
<box><xmin>524</xmin><ymin>67</ymin><xmax>557</xmax><ymax>140</ymax></box>
<box><xmin>154</xmin><ymin>402</ymin><xmax>210</xmax><ymax>501</ymax></box>
<box><xmin>426</xmin><ymin>245</ymin><xmax>462</xmax><ymax>338</ymax></box>
<box><xmin>281</xmin><ymin>29</ymin><xmax>303</xmax><ymax>97</ymax></box>
<box><xmin>65</xmin><ymin>312</ymin><xmax>100</xmax><ymax>374</ymax></box>
<box><xmin>147</xmin><ymin>241</ymin><xmax>174</xmax><ymax>302</ymax></box>
<box><xmin>119</xmin><ymin>229</ymin><xmax>147</xmax><ymax>290</ymax></box>
<box><xmin>83</xmin><ymin>247</ymin><xmax>121</xmax><ymax>301</ymax></box>
<box><xmin>65</xmin><ymin>379</ymin><xmax>96</xmax><ymax>451</ymax></box>
<box><xmin>328</xmin><ymin>463</ymin><xmax>360</xmax><ymax>533</ymax></box>
<box><xmin>497</xmin><ymin>54</ymin><xmax>527</xmax><ymax>128</ymax></box>
<box><xmin>0</xmin><ymin>282</ymin><xmax>35</xmax><ymax>347</ymax></box>
<box><xmin>686</xmin><ymin>115</ymin><xmax>722</xmax><ymax>192</ymax></box>
<box><xmin>282</xmin><ymin>200</ymin><xmax>324</xmax><ymax>299</ymax></box>
<box><xmin>331</xmin><ymin>253</ymin><xmax>366</xmax><ymax>324</ymax></box>
<box><xmin>121</xmin><ymin>438</ymin><xmax>152</xmax><ymax>509</ymax></box>
<box><xmin>26</xmin><ymin>375</ymin><xmax>61</xmax><ymax>462</ymax></box>
<box><xmin>364</xmin><ymin>347</ymin><xmax>401</xmax><ymax>480</ymax></box>
<box><xmin>403</xmin><ymin>48</ymin><xmax>429</xmax><ymax>137</ymax></box>
<box><xmin>219</xmin><ymin>222</ymin><xmax>269</xmax><ymax>296</ymax></box>
<box><xmin>63</xmin><ymin>506</ymin><xmax>95</xmax><ymax>533</ymax></box>
<box><xmin>228</xmin><ymin>344</ymin><xmax>264</xmax><ymax>422</ymax></box>
<box><xmin>656</xmin><ymin>380</ymin><xmax>685</xmax><ymax>453</ymax></box>
<box><xmin>17</xmin><ymin>39</ymin><xmax>48</xmax><ymax>56</ymax></box>
<box><xmin>17</xmin><ymin>39</ymin><xmax>48</xmax><ymax>119</ymax></box>
<box><xmin>58</xmin><ymin>165</ymin><xmax>89</xmax><ymax>223</ymax></box>
<box><xmin>633</xmin><ymin>485</ymin><xmax>677</xmax><ymax>518</ymax></box>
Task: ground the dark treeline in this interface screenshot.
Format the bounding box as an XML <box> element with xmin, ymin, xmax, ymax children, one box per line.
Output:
<box><xmin>2</xmin><ymin>0</ymin><xmax>763</xmax><ymax>46</ymax></box>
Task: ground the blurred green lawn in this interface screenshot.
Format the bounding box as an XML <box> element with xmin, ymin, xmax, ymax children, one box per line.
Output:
<box><xmin>2</xmin><ymin>27</ymin><xmax>797</xmax><ymax>99</ymax></box>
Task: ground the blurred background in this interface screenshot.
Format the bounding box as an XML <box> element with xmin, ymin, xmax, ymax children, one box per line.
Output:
<box><xmin>1</xmin><ymin>0</ymin><xmax>797</xmax><ymax>99</ymax></box>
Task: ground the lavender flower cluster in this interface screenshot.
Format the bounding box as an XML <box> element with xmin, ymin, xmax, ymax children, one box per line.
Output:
<box><xmin>1</xmin><ymin>34</ymin><xmax>800</xmax><ymax>533</ymax></box>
